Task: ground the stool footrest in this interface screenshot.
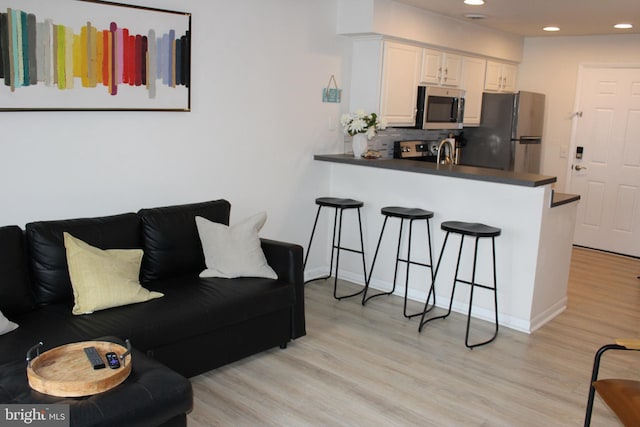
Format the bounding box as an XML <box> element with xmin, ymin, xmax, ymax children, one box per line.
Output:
<box><xmin>397</xmin><ymin>258</ymin><xmax>433</xmax><ymax>269</ymax></box>
<box><xmin>333</xmin><ymin>246</ymin><xmax>365</xmax><ymax>255</ymax></box>
<box><xmin>455</xmin><ymin>279</ymin><xmax>496</xmax><ymax>291</ymax></box>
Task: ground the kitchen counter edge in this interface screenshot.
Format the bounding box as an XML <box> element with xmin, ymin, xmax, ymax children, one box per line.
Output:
<box><xmin>314</xmin><ymin>154</ymin><xmax>557</xmax><ymax>188</ymax></box>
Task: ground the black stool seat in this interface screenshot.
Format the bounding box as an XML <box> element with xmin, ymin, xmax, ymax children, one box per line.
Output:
<box><xmin>316</xmin><ymin>197</ymin><xmax>363</xmax><ymax>209</ymax></box>
<box><xmin>382</xmin><ymin>206</ymin><xmax>434</xmax><ymax>220</ymax></box>
<box><xmin>441</xmin><ymin>221</ymin><xmax>501</xmax><ymax>237</ymax></box>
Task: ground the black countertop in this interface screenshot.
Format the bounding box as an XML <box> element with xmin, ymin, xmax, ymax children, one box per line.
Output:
<box><xmin>314</xmin><ymin>154</ymin><xmax>557</xmax><ymax>188</ymax></box>
<box><xmin>550</xmin><ymin>191</ymin><xmax>581</xmax><ymax>207</ymax></box>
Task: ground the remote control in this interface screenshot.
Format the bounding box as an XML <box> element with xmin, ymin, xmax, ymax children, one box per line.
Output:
<box><xmin>83</xmin><ymin>347</ymin><xmax>105</xmax><ymax>369</ymax></box>
<box><xmin>105</xmin><ymin>352</ymin><xmax>120</xmax><ymax>369</ymax></box>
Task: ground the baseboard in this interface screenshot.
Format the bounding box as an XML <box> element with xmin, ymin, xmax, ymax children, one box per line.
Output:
<box><xmin>528</xmin><ymin>298</ymin><xmax>567</xmax><ymax>333</ymax></box>
<box><xmin>335</xmin><ymin>269</ymin><xmax>535</xmax><ymax>333</ymax></box>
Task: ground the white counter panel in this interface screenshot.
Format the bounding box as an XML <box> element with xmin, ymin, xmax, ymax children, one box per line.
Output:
<box><xmin>307</xmin><ymin>162</ymin><xmax>577</xmax><ymax>333</ymax></box>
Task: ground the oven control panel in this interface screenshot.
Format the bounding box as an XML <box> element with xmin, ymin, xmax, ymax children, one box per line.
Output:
<box><xmin>394</xmin><ymin>140</ymin><xmax>438</xmax><ymax>160</ymax></box>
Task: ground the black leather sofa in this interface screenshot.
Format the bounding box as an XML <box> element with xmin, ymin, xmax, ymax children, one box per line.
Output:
<box><xmin>0</xmin><ymin>199</ymin><xmax>305</xmax><ymax>424</ymax></box>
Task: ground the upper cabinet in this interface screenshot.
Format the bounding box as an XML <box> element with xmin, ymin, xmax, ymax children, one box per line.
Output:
<box><xmin>380</xmin><ymin>41</ymin><xmax>421</xmax><ymax>126</ymax></box>
<box><xmin>484</xmin><ymin>60</ymin><xmax>517</xmax><ymax>92</ymax></box>
<box><xmin>348</xmin><ymin>37</ymin><xmax>520</xmax><ymax>128</ymax></box>
<box><xmin>420</xmin><ymin>48</ymin><xmax>461</xmax><ymax>87</ymax></box>
<box><xmin>460</xmin><ymin>56</ymin><xmax>486</xmax><ymax>127</ymax></box>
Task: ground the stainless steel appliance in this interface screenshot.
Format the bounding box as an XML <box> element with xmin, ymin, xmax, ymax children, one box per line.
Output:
<box><xmin>415</xmin><ymin>86</ymin><xmax>465</xmax><ymax>130</ymax></box>
<box><xmin>462</xmin><ymin>91</ymin><xmax>545</xmax><ymax>173</ymax></box>
<box><xmin>394</xmin><ymin>140</ymin><xmax>438</xmax><ymax>162</ymax></box>
<box><xmin>394</xmin><ymin>137</ymin><xmax>462</xmax><ymax>165</ymax></box>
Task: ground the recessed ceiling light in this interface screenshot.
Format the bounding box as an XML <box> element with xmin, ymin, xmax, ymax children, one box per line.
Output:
<box><xmin>465</xmin><ymin>13</ymin><xmax>487</xmax><ymax>20</ymax></box>
<box><xmin>614</xmin><ymin>23</ymin><xmax>633</xmax><ymax>29</ymax></box>
<box><xmin>543</xmin><ymin>26</ymin><xmax>560</xmax><ymax>32</ymax></box>
<box><xmin>464</xmin><ymin>0</ymin><xmax>485</xmax><ymax>5</ymax></box>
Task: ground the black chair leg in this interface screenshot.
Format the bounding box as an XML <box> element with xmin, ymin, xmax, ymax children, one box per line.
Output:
<box><xmin>304</xmin><ymin>205</ymin><xmax>336</xmax><ymax>284</ymax></box>
<box><xmin>584</xmin><ymin>344</ymin><xmax>625</xmax><ymax>426</ymax></box>
<box><xmin>333</xmin><ymin>207</ymin><xmax>365</xmax><ymax>300</ymax></box>
<box><xmin>362</xmin><ymin>216</ymin><xmax>390</xmax><ymax>304</ymax></box>
<box><xmin>465</xmin><ymin>236</ymin><xmax>499</xmax><ymax>349</ymax></box>
<box><xmin>419</xmin><ymin>232</ymin><xmax>457</xmax><ymax>331</ymax></box>
<box><xmin>303</xmin><ymin>205</ymin><xmax>322</xmax><ymax>271</ymax></box>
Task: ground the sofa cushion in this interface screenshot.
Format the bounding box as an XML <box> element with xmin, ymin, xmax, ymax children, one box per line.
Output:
<box><xmin>138</xmin><ymin>200</ymin><xmax>231</xmax><ymax>282</ymax></box>
<box><xmin>0</xmin><ymin>226</ymin><xmax>35</xmax><ymax>317</ymax></box>
<box><xmin>26</xmin><ymin>213</ymin><xmax>142</xmax><ymax>306</ymax></box>
<box><xmin>0</xmin><ymin>276</ymin><xmax>295</xmax><ymax>365</ymax></box>
<box><xmin>196</xmin><ymin>212</ymin><xmax>277</xmax><ymax>279</ymax></box>
<box><xmin>64</xmin><ymin>233</ymin><xmax>163</xmax><ymax>315</ymax></box>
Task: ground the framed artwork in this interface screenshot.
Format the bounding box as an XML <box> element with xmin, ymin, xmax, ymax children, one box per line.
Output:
<box><xmin>0</xmin><ymin>0</ymin><xmax>191</xmax><ymax>111</ymax></box>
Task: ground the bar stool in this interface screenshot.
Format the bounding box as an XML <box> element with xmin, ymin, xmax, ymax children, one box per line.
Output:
<box><xmin>362</xmin><ymin>206</ymin><xmax>436</xmax><ymax>318</ymax></box>
<box><xmin>419</xmin><ymin>221</ymin><xmax>501</xmax><ymax>349</ymax></box>
<box><xmin>303</xmin><ymin>197</ymin><xmax>367</xmax><ymax>300</ymax></box>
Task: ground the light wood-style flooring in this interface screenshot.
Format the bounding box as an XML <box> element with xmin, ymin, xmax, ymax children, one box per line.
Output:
<box><xmin>188</xmin><ymin>248</ymin><xmax>640</xmax><ymax>426</ymax></box>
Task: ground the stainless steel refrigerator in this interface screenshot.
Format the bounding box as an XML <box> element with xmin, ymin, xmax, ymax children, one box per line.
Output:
<box><xmin>461</xmin><ymin>91</ymin><xmax>545</xmax><ymax>173</ymax></box>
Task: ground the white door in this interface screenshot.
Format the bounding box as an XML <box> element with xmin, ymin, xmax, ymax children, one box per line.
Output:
<box><xmin>568</xmin><ymin>66</ymin><xmax>640</xmax><ymax>257</ymax></box>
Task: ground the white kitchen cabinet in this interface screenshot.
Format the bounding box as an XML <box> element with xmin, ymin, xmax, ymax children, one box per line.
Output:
<box><xmin>380</xmin><ymin>41</ymin><xmax>421</xmax><ymax>126</ymax></box>
<box><xmin>485</xmin><ymin>60</ymin><xmax>517</xmax><ymax>92</ymax></box>
<box><xmin>420</xmin><ymin>48</ymin><xmax>461</xmax><ymax>87</ymax></box>
<box><xmin>460</xmin><ymin>56</ymin><xmax>486</xmax><ymax>126</ymax></box>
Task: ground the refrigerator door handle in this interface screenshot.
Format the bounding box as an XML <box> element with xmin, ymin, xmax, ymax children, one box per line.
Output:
<box><xmin>517</xmin><ymin>137</ymin><xmax>542</xmax><ymax>144</ymax></box>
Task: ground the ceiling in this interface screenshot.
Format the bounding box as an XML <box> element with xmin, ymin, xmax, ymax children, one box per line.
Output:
<box><xmin>393</xmin><ymin>0</ymin><xmax>640</xmax><ymax>37</ymax></box>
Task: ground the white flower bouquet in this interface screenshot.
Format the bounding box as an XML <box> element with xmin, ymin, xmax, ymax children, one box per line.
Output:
<box><xmin>340</xmin><ymin>109</ymin><xmax>387</xmax><ymax>140</ymax></box>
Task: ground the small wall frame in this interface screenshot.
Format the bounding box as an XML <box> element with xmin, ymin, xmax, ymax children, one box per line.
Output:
<box><xmin>322</xmin><ymin>74</ymin><xmax>341</xmax><ymax>103</ymax></box>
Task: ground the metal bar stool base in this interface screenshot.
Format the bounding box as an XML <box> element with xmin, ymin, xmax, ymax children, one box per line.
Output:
<box><xmin>362</xmin><ymin>207</ymin><xmax>436</xmax><ymax>319</ymax></box>
<box><xmin>303</xmin><ymin>197</ymin><xmax>368</xmax><ymax>301</ymax></box>
<box><xmin>419</xmin><ymin>221</ymin><xmax>501</xmax><ymax>349</ymax></box>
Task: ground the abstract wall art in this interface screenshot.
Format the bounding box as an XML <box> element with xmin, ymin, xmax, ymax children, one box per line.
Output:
<box><xmin>0</xmin><ymin>0</ymin><xmax>190</xmax><ymax>111</ymax></box>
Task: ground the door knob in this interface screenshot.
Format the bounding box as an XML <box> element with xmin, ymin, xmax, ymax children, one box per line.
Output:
<box><xmin>574</xmin><ymin>165</ymin><xmax>587</xmax><ymax>171</ymax></box>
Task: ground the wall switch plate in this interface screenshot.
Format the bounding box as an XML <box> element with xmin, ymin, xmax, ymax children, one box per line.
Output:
<box><xmin>560</xmin><ymin>145</ymin><xmax>569</xmax><ymax>158</ymax></box>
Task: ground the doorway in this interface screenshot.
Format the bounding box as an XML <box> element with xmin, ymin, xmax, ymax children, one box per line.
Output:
<box><xmin>568</xmin><ymin>65</ymin><xmax>640</xmax><ymax>258</ymax></box>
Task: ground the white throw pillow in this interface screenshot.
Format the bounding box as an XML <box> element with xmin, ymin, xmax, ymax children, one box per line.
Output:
<box><xmin>196</xmin><ymin>212</ymin><xmax>278</xmax><ymax>279</ymax></box>
<box><xmin>0</xmin><ymin>309</ymin><xmax>18</xmax><ymax>335</ymax></box>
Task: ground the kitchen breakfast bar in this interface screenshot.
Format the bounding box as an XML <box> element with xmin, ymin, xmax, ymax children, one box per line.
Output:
<box><xmin>313</xmin><ymin>154</ymin><xmax>580</xmax><ymax>334</ymax></box>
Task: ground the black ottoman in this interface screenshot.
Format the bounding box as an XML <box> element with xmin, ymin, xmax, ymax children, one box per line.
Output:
<box><xmin>0</xmin><ymin>346</ymin><xmax>193</xmax><ymax>427</ymax></box>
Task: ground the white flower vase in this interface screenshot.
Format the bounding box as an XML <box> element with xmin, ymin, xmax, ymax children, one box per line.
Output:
<box><xmin>352</xmin><ymin>133</ymin><xmax>368</xmax><ymax>158</ymax></box>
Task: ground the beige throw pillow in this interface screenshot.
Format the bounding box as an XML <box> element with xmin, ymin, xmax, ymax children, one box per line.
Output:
<box><xmin>195</xmin><ymin>212</ymin><xmax>278</xmax><ymax>279</ymax></box>
<box><xmin>64</xmin><ymin>232</ymin><xmax>163</xmax><ymax>315</ymax></box>
<box><xmin>0</xmin><ymin>309</ymin><xmax>18</xmax><ymax>335</ymax></box>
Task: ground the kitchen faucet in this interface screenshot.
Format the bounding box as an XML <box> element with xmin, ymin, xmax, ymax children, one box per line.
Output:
<box><xmin>437</xmin><ymin>138</ymin><xmax>456</xmax><ymax>165</ymax></box>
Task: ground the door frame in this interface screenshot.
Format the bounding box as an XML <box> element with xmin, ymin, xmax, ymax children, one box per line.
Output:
<box><xmin>566</xmin><ymin>63</ymin><xmax>640</xmax><ymax>256</ymax></box>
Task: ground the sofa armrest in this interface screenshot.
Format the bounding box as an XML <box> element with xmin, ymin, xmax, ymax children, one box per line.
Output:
<box><xmin>261</xmin><ymin>238</ymin><xmax>306</xmax><ymax>340</ymax></box>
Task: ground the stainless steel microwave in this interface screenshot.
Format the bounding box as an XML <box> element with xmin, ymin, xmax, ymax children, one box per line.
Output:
<box><xmin>416</xmin><ymin>86</ymin><xmax>465</xmax><ymax>130</ymax></box>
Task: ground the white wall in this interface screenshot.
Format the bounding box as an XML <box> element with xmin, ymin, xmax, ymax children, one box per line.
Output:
<box><xmin>518</xmin><ymin>34</ymin><xmax>640</xmax><ymax>191</ymax></box>
<box><xmin>0</xmin><ymin>0</ymin><xmax>347</xmax><ymax>252</ymax></box>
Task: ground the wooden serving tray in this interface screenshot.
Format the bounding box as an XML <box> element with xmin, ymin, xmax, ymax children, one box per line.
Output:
<box><xmin>27</xmin><ymin>340</ymin><xmax>132</xmax><ymax>397</ymax></box>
